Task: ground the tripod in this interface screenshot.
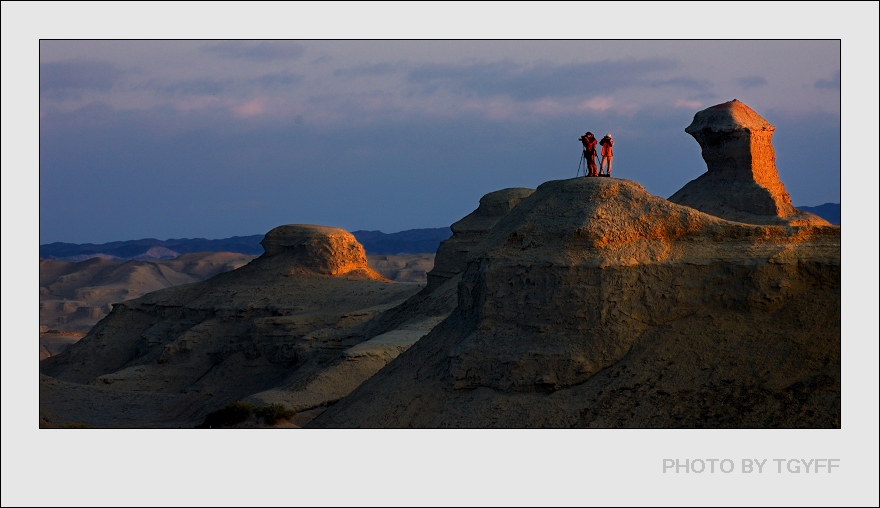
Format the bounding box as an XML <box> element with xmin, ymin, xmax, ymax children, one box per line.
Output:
<box><xmin>576</xmin><ymin>150</ymin><xmax>585</xmax><ymax>177</ymax></box>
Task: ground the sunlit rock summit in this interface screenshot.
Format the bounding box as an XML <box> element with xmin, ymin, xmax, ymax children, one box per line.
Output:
<box><xmin>669</xmin><ymin>99</ymin><xmax>828</xmax><ymax>226</ymax></box>
<box><xmin>260</xmin><ymin>224</ymin><xmax>386</xmax><ymax>279</ymax></box>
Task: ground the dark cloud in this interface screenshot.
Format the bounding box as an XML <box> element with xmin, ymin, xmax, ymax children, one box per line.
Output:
<box><xmin>256</xmin><ymin>70</ymin><xmax>303</xmax><ymax>88</ymax></box>
<box><xmin>734</xmin><ymin>75</ymin><xmax>768</xmax><ymax>89</ymax></box>
<box><xmin>40</xmin><ymin>61</ymin><xmax>123</xmax><ymax>96</ymax></box>
<box><xmin>685</xmin><ymin>91</ymin><xmax>721</xmax><ymax>101</ymax></box>
<box><xmin>333</xmin><ymin>62</ymin><xmax>407</xmax><ymax>77</ymax></box>
<box><xmin>150</xmin><ymin>72</ymin><xmax>303</xmax><ymax>97</ymax></box>
<box><xmin>814</xmin><ymin>70</ymin><xmax>840</xmax><ymax>90</ymax></box>
<box><xmin>204</xmin><ymin>41</ymin><xmax>306</xmax><ymax>62</ymax></box>
<box><xmin>155</xmin><ymin>77</ymin><xmax>231</xmax><ymax>96</ymax></box>
<box><xmin>648</xmin><ymin>76</ymin><xmax>713</xmax><ymax>91</ymax></box>
<box><xmin>404</xmin><ymin>58</ymin><xmax>686</xmax><ymax>100</ymax></box>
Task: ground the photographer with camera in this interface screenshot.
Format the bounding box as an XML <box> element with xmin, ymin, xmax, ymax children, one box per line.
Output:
<box><xmin>579</xmin><ymin>132</ymin><xmax>598</xmax><ymax>177</ymax></box>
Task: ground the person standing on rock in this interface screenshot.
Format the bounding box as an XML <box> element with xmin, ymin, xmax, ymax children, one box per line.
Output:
<box><xmin>579</xmin><ymin>132</ymin><xmax>598</xmax><ymax>177</ymax></box>
<box><xmin>599</xmin><ymin>134</ymin><xmax>614</xmax><ymax>176</ymax></box>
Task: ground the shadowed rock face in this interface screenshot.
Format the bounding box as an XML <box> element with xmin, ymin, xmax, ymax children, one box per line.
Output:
<box><xmin>310</xmin><ymin>177</ymin><xmax>840</xmax><ymax>428</ymax></box>
<box><xmin>669</xmin><ymin>99</ymin><xmax>828</xmax><ymax>226</ymax></box>
<box><xmin>427</xmin><ymin>188</ymin><xmax>535</xmax><ymax>289</ymax></box>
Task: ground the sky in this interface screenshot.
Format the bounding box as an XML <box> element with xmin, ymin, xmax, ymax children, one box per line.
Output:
<box><xmin>4</xmin><ymin>3</ymin><xmax>880</xmax><ymax>508</ymax></box>
<box><xmin>36</xmin><ymin>34</ymin><xmax>846</xmax><ymax>244</ymax></box>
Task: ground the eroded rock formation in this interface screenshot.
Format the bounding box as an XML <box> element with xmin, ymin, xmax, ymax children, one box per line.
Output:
<box><xmin>311</xmin><ymin>177</ymin><xmax>840</xmax><ymax>428</ymax></box>
<box><xmin>669</xmin><ymin>99</ymin><xmax>828</xmax><ymax>226</ymax></box>
<box><xmin>260</xmin><ymin>224</ymin><xmax>386</xmax><ymax>279</ymax></box>
<box><xmin>39</xmin><ymin>225</ymin><xmax>420</xmax><ymax>427</ymax></box>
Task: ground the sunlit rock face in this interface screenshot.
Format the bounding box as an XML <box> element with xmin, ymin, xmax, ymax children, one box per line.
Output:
<box><xmin>669</xmin><ymin>99</ymin><xmax>828</xmax><ymax>226</ymax></box>
<box><xmin>261</xmin><ymin>224</ymin><xmax>386</xmax><ymax>279</ymax></box>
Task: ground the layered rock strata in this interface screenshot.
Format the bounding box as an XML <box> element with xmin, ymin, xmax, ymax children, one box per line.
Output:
<box><xmin>669</xmin><ymin>99</ymin><xmax>828</xmax><ymax>226</ymax></box>
<box><xmin>311</xmin><ymin>177</ymin><xmax>840</xmax><ymax>428</ymax></box>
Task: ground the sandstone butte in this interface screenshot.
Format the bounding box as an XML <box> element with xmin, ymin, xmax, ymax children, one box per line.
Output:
<box><xmin>39</xmin><ymin>100</ymin><xmax>840</xmax><ymax>428</ymax></box>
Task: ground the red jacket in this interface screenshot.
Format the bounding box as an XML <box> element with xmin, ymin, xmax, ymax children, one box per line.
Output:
<box><xmin>600</xmin><ymin>137</ymin><xmax>613</xmax><ymax>157</ymax></box>
<box><xmin>582</xmin><ymin>137</ymin><xmax>597</xmax><ymax>154</ymax></box>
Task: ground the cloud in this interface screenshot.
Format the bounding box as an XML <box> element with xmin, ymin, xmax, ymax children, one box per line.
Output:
<box><xmin>674</xmin><ymin>99</ymin><xmax>703</xmax><ymax>109</ymax></box>
<box><xmin>404</xmin><ymin>58</ymin><xmax>684</xmax><ymax>101</ymax></box>
<box><xmin>157</xmin><ymin>77</ymin><xmax>230</xmax><ymax>96</ymax></box>
<box><xmin>814</xmin><ymin>70</ymin><xmax>840</xmax><ymax>90</ymax></box>
<box><xmin>333</xmin><ymin>62</ymin><xmax>407</xmax><ymax>77</ymax></box>
<box><xmin>734</xmin><ymin>75</ymin><xmax>768</xmax><ymax>89</ymax></box>
<box><xmin>256</xmin><ymin>70</ymin><xmax>303</xmax><ymax>88</ymax></box>
<box><xmin>204</xmin><ymin>41</ymin><xmax>306</xmax><ymax>62</ymax></box>
<box><xmin>648</xmin><ymin>76</ymin><xmax>713</xmax><ymax>91</ymax></box>
<box><xmin>231</xmin><ymin>98</ymin><xmax>268</xmax><ymax>118</ymax></box>
<box><xmin>40</xmin><ymin>61</ymin><xmax>123</xmax><ymax>97</ymax></box>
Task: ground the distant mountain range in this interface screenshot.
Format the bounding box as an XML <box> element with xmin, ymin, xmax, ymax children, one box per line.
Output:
<box><xmin>39</xmin><ymin>228</ymin><xmax>453</xmax><ymax>261</ymax></box>
<box><xmin>796</xmin><ymin>203</ymin><xmax>840</xmax><ymax>225</ymax></box>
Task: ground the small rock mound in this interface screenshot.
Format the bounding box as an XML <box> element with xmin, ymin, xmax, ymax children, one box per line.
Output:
<box><xmin>669</xmin><ymin>99</ymin><xmax>828</xmax><ymax>226</ymax></box>
<box><xmin>261</xmin><ymin>224</ymin><xmax>386</xmax><ymax>279</ymax></box>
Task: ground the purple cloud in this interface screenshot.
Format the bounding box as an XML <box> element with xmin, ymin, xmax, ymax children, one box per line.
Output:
<box><xmin>256</xmin><ymin>70</ymin><xmax>304</xmax><ymax>88</ymax></box>
<box><xmin>40</xmin><ymin>61</ymin><xmax>122</xmax><ymax>95</ymax></box>
<box><xmin>204</xmin><ymin>41</ymin><xmax>306</xmax><ymax>62</ymax></box>
<box><xmin>735</xmin><ymin>75</ymin><xmax>768</xmax><ymax>89</ymax></box>
<box><xmin>404</xmin><ymin>58</ymin><xmax>685</xmax><ymax>100</ymax></box>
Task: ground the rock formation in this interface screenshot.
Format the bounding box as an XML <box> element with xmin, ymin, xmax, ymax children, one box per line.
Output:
<box><xmin>259</xmin><ymin>224</ymin><xmax>386</xmax><ymax>278</ymax></box>
<box><xmin>243</xmin><ymin>192</ymin><xmax>536</xmax><ymax>413</ymax></box>
<box><xmin>669</xmin><ymin>99</ymin><xmax>828</xmax><ymax>226</ymax></box>
<box><xmin>39</xmin><ymin>225</ymin><xmax>421</xmax><ymax>427</ymax></box>
<box><xmin>310</xmin><ymin>177</ymin><xmax>840</xmax><ymax>428</ymax></box>
<box><xmin>427</xmin><ymin>188</ymin><xmax>535</xmax><ymax>289</ymax></box>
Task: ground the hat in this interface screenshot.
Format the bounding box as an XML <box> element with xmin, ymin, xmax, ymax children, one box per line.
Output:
<box><xmin>605</xmin><ymin>134</ymin><xmax>612</xmax><ymax>138</ymax></box>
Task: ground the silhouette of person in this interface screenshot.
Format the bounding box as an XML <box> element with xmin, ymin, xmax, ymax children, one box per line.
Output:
<box><xmin>599</xmin><ymin>134</ymin><xmax>614</xmax><ymax>176</ymax></box>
